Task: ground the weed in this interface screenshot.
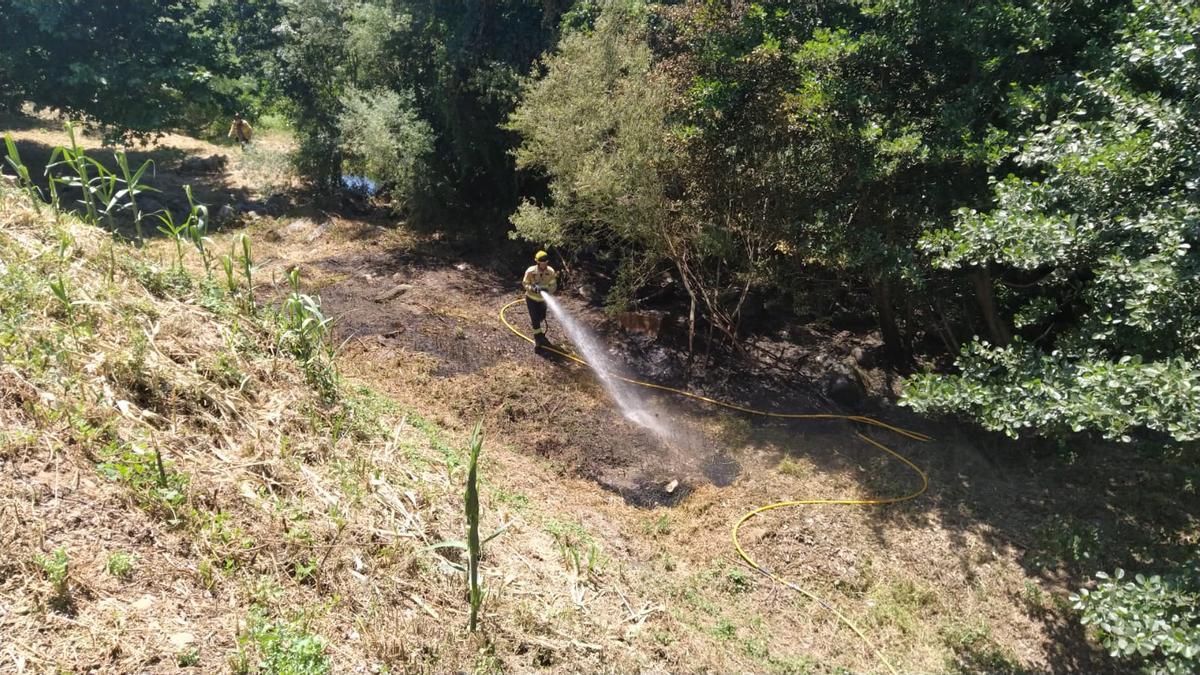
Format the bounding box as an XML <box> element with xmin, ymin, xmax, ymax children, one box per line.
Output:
<box><xmin>278</xmin><ymin>267</ymin><xmax>338</xmax><ymax>402</ymax></box>
<box><xmin>237</xmin><ymin>234</ymin><xmax>254</xmax><ymax>306</ymax></box>
<box><xmin>545</xmin><ymin>518</ymin><xmax>605</xmax><ymax>577</ymax></box>
<box><xmin>466</xmin><ymin>422</ymin><xmax>484</xmax><ymax>633</ymax></box>
<box><xmin>777</xmin><ymin>457</ymin><xmax>812</xmax><ymax>479</ymax></box>
<box><xmin>408</xmin><ymin>410</ymin><xmax>459</xmax><ymax>468</ymax></box>
<box><xmin>198</xmin><ymin>559</ymin><xmax>218</xmax><ymax>592</ymax></box>
<box><xmin>1027</xmin><ymin>514</ymin><xmax>1104</xmax><ymax>571</ymax></box>
<box><xmin>249</xmin><ymin>576</ymin><xmax>286</xmax><ymax>607</ymax></box>
<box><xmin>177</xmin><ymin>648</ymin><xmax>201</xmax><ymax>668</ymax></box>
<box><xmin>643</xmin><ymin>513</ymin><xmax>671</xmax><ymax>537</ymax></box>
<box><xmin>35</xmin><ymin>547</ymin><xmax>72</xmax><ymax>612</ymax></box>
<box><xmin>867</xmin><ymin>579</ymin><xmax>936</xmax><ymax>634</ymax></box>
<box><xmin>720</xmin><ymin>412</ymin><xmax>754</xmax><ymax>447</ymax></box>
<box><xmin>712</xmin><ymin>617</ymin><xmax>737</xmax><ymax>640</ymax></box>
<box><xmin>4</xmin><ymin>132</ymin><xmax>43</xmax><ymax>210</ymax></box>
<box><xmin>292</xmin><ymin>555</ymin><xmax>320</xmax><ymax>585</ymax></box>
<box><xmin>105</xmin><ymin>551</ymin><xmax>135</xmax><ymax>580</ymax></box>
<box><xmin>1020</xmin><ymin>580</ymin><xmax>1046</xmax><ymax>612</ymax></box>
<box><xmin>242</xmin><ymin>609</ymin><xmax>331</xmax><ymax>675</ymax></box>
<box><xmin>491</xmin><ymin>485</ymin><xmax>529</xmax><ymax>510</ymax></box>
<box><xmin>96</xmin><ymin>441</ymin><xmax>189</xmax><ymax>524</ymax></box>
<box><xmin>941</xmin><ymin>621</ymin><xmax>1023</xmax><ymax>674</ymax></box>
<box><xmin>126</xmin><ymin>257</ymin><xmax>193</xmax><ymax>298</ymax></box>
<box><xmin>182</xmin><ymin>185</ymin><xmax>212</xmax><ymax>276</ymax></box>
<box><xmin>726</xmin><ymin>566</ymin><xmax>754</xmax><ymax>594</ymax></box>
<box><xmin>113</xmin><ymin>150</ymin><xmax>157</xmax><ymax>244</ymax></box>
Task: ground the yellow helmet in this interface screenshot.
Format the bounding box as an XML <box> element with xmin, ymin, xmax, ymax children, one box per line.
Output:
<box><xmin>534</xmin><ymin>250</ymin><xmax>549</xmax><ymax>262</ymax></box>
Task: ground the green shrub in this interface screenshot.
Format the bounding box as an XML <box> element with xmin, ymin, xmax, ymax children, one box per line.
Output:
<box><xmin>245</xmin><ymin>611</ymin><xmax>330</xmax><ymax>675</ymax></box>
<box><xmin>1072</xmin><ymin>561</ymin><xmax>1200</xmax><ymax>674</ymax></box>
<box><xmin>336</xmin><ymin>86</ymin><xmax>433</xmax><ymax>209</ymax></box>
<box><xmin>36</xmin><ymin>547</ymin><xmax>72</xmax><ymax>612</ymax></box>
<box><xmin>106</xmin><ymin>551</ymin><xmax>135</xmax><ymax>579</ymax></box>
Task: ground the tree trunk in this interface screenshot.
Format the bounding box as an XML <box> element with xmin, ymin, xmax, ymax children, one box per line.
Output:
<box><xmin>870</xmin><ymin>276</ymin><xmax>910</xmax><ymax>366</ymax></box>
<box><xmin>971</xmin><ymin>265</ymin><xmax>1011</xmax><ymax>346</ymax></box>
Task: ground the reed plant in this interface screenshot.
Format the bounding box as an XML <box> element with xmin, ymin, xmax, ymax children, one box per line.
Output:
<box><xmin>465</xmin><ymin>421</ymin><xmax>483</xmax><ymax>632</ymax></box>
<box><xmin>3</xmin><ymin>133</ymin><xmax>42</xmax><ymax>212</ymax></box>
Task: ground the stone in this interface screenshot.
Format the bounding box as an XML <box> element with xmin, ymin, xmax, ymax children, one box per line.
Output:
<box><xmin>168</xmin><ymin>632</ymin><xmax>195</xmax><ymax>649</ymax></box>
<box><xmin>822</xmin><ymin>361</ymin><xmax>865</xmax><ymax>408</ymax></box>
<box><xmin>374</xmin><ymin>284</ymin><xmax>413</xmax><ymax>302</ymax></box>
<box><xmin>851</xmin><ymin>346</ymin><xmax>874</xmax><ymax>369</ymax></box>
<box><xmin>179</xmin><ymin>154</ymin><xmax>227</xmax><ymax>174</ymax></box>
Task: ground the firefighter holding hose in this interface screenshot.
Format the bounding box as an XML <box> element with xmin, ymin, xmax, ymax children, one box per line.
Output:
<box><xmin>522</xmin><ymin>250</ymin><xmax>558</xmax><ymax>352</ymax></box>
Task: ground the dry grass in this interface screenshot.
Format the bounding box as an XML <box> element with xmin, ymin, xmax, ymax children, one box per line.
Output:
<box><xmin>0</xmin><ymin>185</ymin><xmax>639</xmax><ymax>672</ymax></box>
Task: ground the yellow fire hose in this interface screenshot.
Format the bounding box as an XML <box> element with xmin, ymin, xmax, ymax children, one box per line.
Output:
<box><xmin>500</xmin><ymin>299</ymin><xmax>929</xmax><ymax>674</ymax></box>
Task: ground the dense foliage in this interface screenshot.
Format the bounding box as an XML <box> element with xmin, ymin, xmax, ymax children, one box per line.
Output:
<box><xmin>1073</xmin><ymin>562</ymin><xmax>1200</xmax><ymax>674</ymax></box>
<box><xmin>904</xmin><ymin>0</ymin><xmax>1200</xmax><ymax>442</ymax></box>
<box><xmin>4</xmin><ymin>1</ymin><xmax>1199</xmax><ymax>668</ymax></box>
<box><xmin>269</xmin><ymin>0</ymin><xmax>568</xmax><ymax>223</ymax></box>
<box><xmin>0</xmin><ymin>0</ymin><xmax>279</xmax><ymax>136</ymax></box>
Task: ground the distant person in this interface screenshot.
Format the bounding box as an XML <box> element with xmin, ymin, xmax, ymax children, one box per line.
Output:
<box><xmin>228</xmin><ymin>113</ymin><xmax>253</xmax><ymax>148</ymax></box>
<box><xmin>522</xmin><ymin>250</ymin><xmax>558</xmax><ymax>352</ymax></box>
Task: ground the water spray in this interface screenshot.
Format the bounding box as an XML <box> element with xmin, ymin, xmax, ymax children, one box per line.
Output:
<box><xmin>540</xmin><ymin>292</ymin><xmax>678</xmax><ymax>445</ymax></box>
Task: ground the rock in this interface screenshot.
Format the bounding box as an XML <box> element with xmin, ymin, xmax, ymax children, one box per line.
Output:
<box><xmin>851</xmin><ymin>346</ymin><xmax>874</xmax><ymax>369</ymax></box>
<box><xmin>616</xmin><ymin>311</ymin><xmax>664</xmax><ymax>340</ymax></box>
<box><xmin>179</xmin><ymin>154</ymin><xmax>227</xmax><ymax>174</ymax></box>
<box><xmin>168</xmin><ymin>632</ymin><xmax>195</xmax><ymax>649</ymax></box>
<box><xmin>374</xmin><ymin>284</ymin><xmax>413</xmax><ymax>302</ymax></box>
<box><xmin>306</xmin><ymin>222</ymin><xmax>329</xmax><ymax>242</ymax></box>
<box><xmin>665</xmin><ymin>479</ymin><xmax>679</xmax><ymax>493</ymax></box>
<box><xmin>822</xmin><ymin>361</ymin><xmax>866</xmax><ymax>408</ymax></box>
<box><xmin>215</xmin><ymin>204</ymin><xmax>237</xmax><ymax>224</ymax></box>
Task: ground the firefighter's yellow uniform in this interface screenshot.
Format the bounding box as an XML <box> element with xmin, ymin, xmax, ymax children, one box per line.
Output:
<box><xmin>523</xmin><ymin>251</ymin><xmax>558</xmax><ymax>350</ymax></box>
<box><xmin>229</xmin><ymin>116</ymin><xmax>253</xmax><ymax>146</ymax></box>
<box><xmin>523</xmin><ymin>263</ymin><xmax>558</xmax><ymax>301</ymax></box>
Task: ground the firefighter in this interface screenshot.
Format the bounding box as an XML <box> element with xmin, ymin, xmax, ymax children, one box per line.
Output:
<box><xmin>228</xmin><ymin>113</ymin><xmax>253</xmax><ymax>148</ymax></box>
<box><xmin>522</xmin><ymin>250</ymin><xmax>558</xmax><ymax>352</ymax></box>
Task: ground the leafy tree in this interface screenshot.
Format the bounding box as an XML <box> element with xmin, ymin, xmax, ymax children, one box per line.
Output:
<box><xmin>0</xmin><ymin>0</ymin><xmax>227</xmax><ymax>136</ymax></box>
<box><xmin>337</xmin><ymin>87</ymin><xmax>433</xmax><ymax>209</ymax></box>
<box><xmin>904</xmin><ymin>0</ymin><xmax>1200</xmax><ymax>442</ymax></box>
<box><xmin>509</xmin><ymin>3</ymin><xmax>710</xmax><ymax>337</ymax></box>
<box><xmin>270</xmin><ymin>0</ymin><xmax>567</xmax><ymax>220</ymax></box>
<box><xmin>269</xmin><ymin>0</ymin><xmax>352</xmax><ymax>195</ymax></box>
